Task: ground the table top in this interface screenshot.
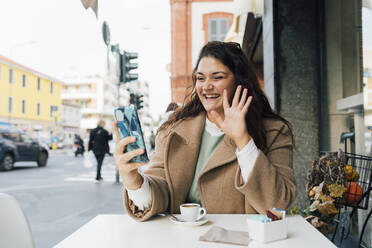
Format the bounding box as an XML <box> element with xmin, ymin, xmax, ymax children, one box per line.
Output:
<box><xmin>54</xmin><ymin>214</ymin><xmax>336</xmax><ymax>248</ymax></box>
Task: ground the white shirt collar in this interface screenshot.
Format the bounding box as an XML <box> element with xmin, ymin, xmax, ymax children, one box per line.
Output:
<box><xmin>205</xmin><ymin>117</ymin><xmax>224</xmax><ymax>137</ymax></box>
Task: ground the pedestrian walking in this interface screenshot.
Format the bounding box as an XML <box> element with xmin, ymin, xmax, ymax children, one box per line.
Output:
<box><xmin>74</xmin><ymin>134</ymin><xmax>85</xmax><ymax>157</ymax></box>
<box><xmin>88</xmin><ymin>120</ymin><xmax>113</xmax><ymax>182</ymax></box>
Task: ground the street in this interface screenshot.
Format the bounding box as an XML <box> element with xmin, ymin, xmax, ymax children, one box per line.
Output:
<box><xmin>0</xmin><ymin>150</ymin><xmax>126</xmax><ymax>248</ymax></box>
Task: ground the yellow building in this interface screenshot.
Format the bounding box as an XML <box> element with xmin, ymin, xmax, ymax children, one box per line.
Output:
<box><xmin>0</xmin><ymin>54</ymin><xmax>64</xmax><ymax>138</ymax></box>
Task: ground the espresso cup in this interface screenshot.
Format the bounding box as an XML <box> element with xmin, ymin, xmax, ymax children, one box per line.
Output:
<box><xmin>180</xmin><ymin>203</ymin><xmax>207</xmax><ymax>222</ymax></box>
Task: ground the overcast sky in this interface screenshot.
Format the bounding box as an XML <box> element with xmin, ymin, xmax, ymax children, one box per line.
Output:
<box><xmin>363</xmin><ymin>8</ymin><xmax>372</xmax><ymax>50</ymax></box>
<box><xmin>0</xmin><ymin>0</ymin><xmax>171</xmax><ymax>119</ymax></box>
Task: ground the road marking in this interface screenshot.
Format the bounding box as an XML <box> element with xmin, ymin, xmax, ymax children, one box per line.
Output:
<box><xmin>0</xmin><ymin>183</ymin><xmax>68</xmax><ymax>192</ymax></box>
<box><xmin>64</xmin><ymin>162</ymin><xmax>118</xmax><ymax>183</ymax></box>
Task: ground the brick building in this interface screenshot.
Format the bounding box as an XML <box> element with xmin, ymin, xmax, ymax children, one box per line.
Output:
<box><xmin>170</xmin><ymin>0</ymin><xmax>234</xmax><ymax>103</ymax></box>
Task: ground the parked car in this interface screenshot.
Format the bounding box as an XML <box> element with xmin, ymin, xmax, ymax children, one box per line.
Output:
<box><xmin>0</xmin><ymin>128</ymin><xmax>49</xmax><ymax>171</ymax></box>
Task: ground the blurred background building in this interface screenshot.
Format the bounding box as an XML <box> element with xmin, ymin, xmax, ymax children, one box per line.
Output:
<box><xmin>0</xmin><ymin>54</ymin><xmax>63</xmax><ymax>139</ymax></box>
<box><xmin>127</xmin><ymin>79</ymin><xmax>152</xmax><ymax>146</ymax></box>
<box><xmin>61</xmin><ymin>76</ymin><xmax>121</xmax><ymax>135</ymax></box>
<box><xmin>170</xmin><ymin>0</ymin><xmax>235</xmax><ymax>103</ymax></box>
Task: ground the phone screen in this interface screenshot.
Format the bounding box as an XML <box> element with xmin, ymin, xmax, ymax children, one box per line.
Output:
<box><xmin>114</xmin><ymin>105</ymin><xmax>149</xmax><ymax>163</ymax></box>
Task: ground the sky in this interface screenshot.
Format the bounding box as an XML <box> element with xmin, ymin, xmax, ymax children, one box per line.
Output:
<box><xmin>363</xmin><ymin>8</ymin><xmax>372</xmax><ymax>50</ymax></box>
<box><xmin>0</xmin><ymin>0</ymin><xmax>171</xmax><ymax>119</ymax></box>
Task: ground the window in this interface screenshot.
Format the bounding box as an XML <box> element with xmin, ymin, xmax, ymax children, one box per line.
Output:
<box><xmin>8</xmin><ymin>97</ymin><xmax>12</xmax><ymax>113</ymax></box>
<box><xmin>22</xmin><ymin>74</ymin><xmax>26</xmax><ymax>88</ymax></box>
<box><xmin>20</xmin><ymin>134</ymin><xmax>31</xmax><ymax>143</ymax></box>
<box><xmin>37</xmin><ymin>103</ymin><xmax>40</xmax><ymax>116</ymax></box>
<box><xmin>81</xmin><ymin>100</ymin><xmax>88</xmax><ymax>109</ymax></box>
<box><xmin>22</xmin><ymin>100</ymin><xmax>26</xmax><ymax>114</ymax></box>
<box><xmin>9</xmin><ymin>69</ymin><xmax>13</xmax><ymax>83</ymax></box>
<box><xmin>208</xmin><ymin>18</ymin><xmax>229</xmax><ymax>41</ymax></box>
<box><xmin>80</xmin><ymin>85</ymin><xmax>89</xmax><ymax>92</ymax></box>
<box><xmin>2</xmin><ymin>132</ymin><xmax>21</xmax><ymax>142</ymax></box>
<box><xmin>37</xmin><ymin>78</ymin><xmax>41</xmax><ymax>90</ymax></box>
<box><xmin>50</xmin><ymin>81</ymin><xmax>53</xmax><ymax>94</ymax></box>
<box><xmin>50</xmin><ymin>106</ymin><xmax>53</xmax><ymax>117</ymax></box>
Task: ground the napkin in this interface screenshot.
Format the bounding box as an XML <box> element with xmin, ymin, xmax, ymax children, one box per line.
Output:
<box><xmin>199</xmin><ymin>226</ymin><xmax>251</xmax><ymax>246</ymax></box>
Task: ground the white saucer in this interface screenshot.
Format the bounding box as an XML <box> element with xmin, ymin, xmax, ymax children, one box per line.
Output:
<box><xmin>169</xmin><ymin>215</ymin><xmax>209</xmax><ymax>227</ymax></box>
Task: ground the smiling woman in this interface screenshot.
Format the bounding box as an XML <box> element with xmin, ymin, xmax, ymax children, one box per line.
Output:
<box><xmin>114</xmin><ymin>41</ymin><xmax>296</xmax><ymax>222</ymax></box>
<box><xmin>195</xmin><ymin>56</ymin><xmax>235</xmax><ymax>119</ymax></box>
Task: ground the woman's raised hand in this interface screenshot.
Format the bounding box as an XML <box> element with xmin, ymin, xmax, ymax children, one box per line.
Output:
<box><xmin>210</xmin><ymin>85</ymin><xmax>253</xmax><ymax>150</ymax></box>
<box><xmin>113</xmin><ymin>122</ymin><xmax>145</xmax><ymax>190</ymax></box>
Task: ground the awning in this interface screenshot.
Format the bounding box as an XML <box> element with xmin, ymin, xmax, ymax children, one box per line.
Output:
<box><xmin>224</xmin><ymin>0</ymin><xmax>264</xmax><ymax>44</ymax></box>
<box><xmin>363</xmin><ymin>0</ymin><xmax>372</xmax><ymax>9</ymax></box>
<box><xmin>0</xmin><ymin>121</ymin><xmax>11</xmax><ymax>127</ymax></box>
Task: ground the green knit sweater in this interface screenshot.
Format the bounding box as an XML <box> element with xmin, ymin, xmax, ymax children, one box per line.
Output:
<box><xmin>186</xmin><ymin>127</ymin><xmax>224</xmax><ymax>204</ymax></box>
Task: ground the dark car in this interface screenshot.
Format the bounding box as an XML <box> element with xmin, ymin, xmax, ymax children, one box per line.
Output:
<box><xmin>0</xmin><ymin>128</ymin><xmax>49</xmax><ymax>171</ymax></box>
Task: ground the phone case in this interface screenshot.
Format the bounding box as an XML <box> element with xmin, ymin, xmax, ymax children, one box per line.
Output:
<box><xmin>114</xmin><ymin>105</ymin><xmax>149</xmax><ymax>163</ymax></box>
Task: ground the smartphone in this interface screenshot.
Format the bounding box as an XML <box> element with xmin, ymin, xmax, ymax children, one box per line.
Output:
<box><xmin>114</xmin><ymin>105</ymin><xmax>149</xmax><ymax>163</ymax></box>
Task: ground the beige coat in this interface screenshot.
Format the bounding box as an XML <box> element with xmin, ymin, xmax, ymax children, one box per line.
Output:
<box><xmin>123</xmin><ymin>112</ymin><xmax>296</xmax><ymax>221</ymax></box>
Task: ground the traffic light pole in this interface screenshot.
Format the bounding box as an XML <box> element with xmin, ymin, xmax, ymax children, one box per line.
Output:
<box><xmin>115</xmin><ymin>82</ymin><xmax>121</xmax><ymax>185</ymax></box>
<box><xmin>114</xmin><ymin>48</ymin><xmax>138</xmax><ymax>184</ymax></box>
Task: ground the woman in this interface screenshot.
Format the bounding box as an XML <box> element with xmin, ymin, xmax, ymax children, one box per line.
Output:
<box><xmin>114</xmin><ymin>41</ymin><xmax>296</xmax><ymax>221</ymax></box>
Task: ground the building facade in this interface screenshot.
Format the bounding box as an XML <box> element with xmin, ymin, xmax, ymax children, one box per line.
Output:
<box><xmin>170</xmin><ymin>0</ymin><xmax>234</xmax><ymax>103</ymax></box>
<box><xmin>60</xmin><ymin>102</ymin><xmax>81</xmax><ymax>147</ymax></box>
<box><xmin>61</xmin><ymin>76</ymin><xmax>126</xmax><ymax>135</ymax></box>
<box><xmin>0</xmin><ymin>54</ymin><xmax>63</xmax><ymax>139</ymax></box>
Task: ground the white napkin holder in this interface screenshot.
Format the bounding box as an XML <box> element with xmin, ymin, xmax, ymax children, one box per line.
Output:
<box><xmin>246</xmin><ymin>214</ymin><xmax>287</xmax><ymax>243</ymax></box>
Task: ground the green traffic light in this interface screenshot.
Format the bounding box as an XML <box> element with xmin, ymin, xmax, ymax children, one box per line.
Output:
<box><xmin>120</xmin><ymin>51</ymin><xmax>138</xmax><ymax>83</ymax></box>
<box><xmin>135</xmin><ymin>94</ymin><xmax>144</xmax><ymax>110</ymax></box>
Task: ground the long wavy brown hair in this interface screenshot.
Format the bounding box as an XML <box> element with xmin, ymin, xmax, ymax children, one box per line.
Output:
<box><xmin>159</xmin><ymin>41</ymin><xmax>292</xmax><ymax>151</ymax></box>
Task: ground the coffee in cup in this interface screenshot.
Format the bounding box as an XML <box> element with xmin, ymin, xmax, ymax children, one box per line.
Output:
<box><xmin>180</xmin><ymin>203</ymin><xmax>207</xmax><ymax>222</ymax></box>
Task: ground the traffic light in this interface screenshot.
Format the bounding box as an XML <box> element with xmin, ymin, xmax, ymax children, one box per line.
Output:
<box><xmin>120</xmin><ymin>51</ymin><xmax>138</xmax><ymax>83</ymax></box>
<box><xmin>129</xmin><ymin>93</ymin><xmax>144</xmax><ymax>110</ymax></box>
<box><xmin>129</xmin><ymin>93</ymin><xmax>136</xmax><ymax>105</ymax></box>
<box><xmin>136</xmin><ymin>94</ymin><xmax>144</xmax><ymax>110</ymax></box>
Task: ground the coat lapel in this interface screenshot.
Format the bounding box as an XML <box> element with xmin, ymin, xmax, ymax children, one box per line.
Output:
<box><xmin>164</xmin><ymin>112</ymin><xmax>238</xmax><ymax>211</ymax></box>
<box><xmin>200</xmin><ymin>135</ymin><xmax>237</xmax><ymax>177</ymax></box>
<box><xmin>165</xmin><ymin>112</ymin><xmax>205</xmax><ymax>211</ymax></box>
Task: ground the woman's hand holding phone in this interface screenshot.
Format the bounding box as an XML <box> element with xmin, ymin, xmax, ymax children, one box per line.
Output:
<box><xmin>113</xmin><ymin>122</ymin><xmax>146</xmax><ymax>190</ymax></box>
